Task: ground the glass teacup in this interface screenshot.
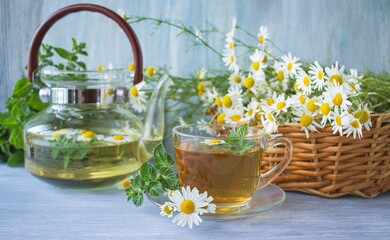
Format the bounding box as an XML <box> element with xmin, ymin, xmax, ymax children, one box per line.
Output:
<box><xmin>172</xmin><ymin>124</ymin><xmax>292</xmax><ymax>212</ymax></box>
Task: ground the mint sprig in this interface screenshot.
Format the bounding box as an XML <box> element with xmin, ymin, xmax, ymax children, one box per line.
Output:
<box><xmin>221</xmin><ymin>123</ymin><xmax>256</xmax><ymax>155</ymax></box>
<box><xmin>125</xmin><ymin>143</ymin><xmax>180</xmax><ymax>207</ymax></box>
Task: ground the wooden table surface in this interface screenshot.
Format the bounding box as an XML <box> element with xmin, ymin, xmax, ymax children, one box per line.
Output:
<box><xmin>0</xmin><ymin>164</ymin><xmax>389</xmax><ymax>240</ymax></box>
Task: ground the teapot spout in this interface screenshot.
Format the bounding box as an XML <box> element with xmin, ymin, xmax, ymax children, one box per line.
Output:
<box><xmin>141</xmin><ymin>74</ymin><xmax>173</xmax><ymax>151</ymax></box>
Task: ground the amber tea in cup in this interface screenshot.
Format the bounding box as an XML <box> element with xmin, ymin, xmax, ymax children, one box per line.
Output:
<box><xmin>173</xmin><ymin>124</ymin><xmax>292</xmax><ymax>211</ymax></box>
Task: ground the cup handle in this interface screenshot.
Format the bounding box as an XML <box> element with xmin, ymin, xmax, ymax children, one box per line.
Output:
<box><xmin>257</xmin><ymin>137</ymin><xmax>292</xmax><ymax>190</ymax></box>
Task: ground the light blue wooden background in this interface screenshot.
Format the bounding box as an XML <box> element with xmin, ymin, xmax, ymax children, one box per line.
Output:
<box><xmin>1</xmin><ymin>0</ymin><xmax>390</xmax><ymax>111</ymax></box>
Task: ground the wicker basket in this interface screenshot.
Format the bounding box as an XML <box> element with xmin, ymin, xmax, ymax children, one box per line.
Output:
<box><xmin>262</xmin><ymin>113</ymin><xmax>390</xmax><ymax>198</ymax></box>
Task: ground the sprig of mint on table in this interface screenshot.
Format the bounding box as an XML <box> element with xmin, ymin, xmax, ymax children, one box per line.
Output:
<box><xmin>220</xmin><ymin>123</ymin><xmax>256</xmax><ymax>155</ymax></box>
<box><xmin>126</xmin><ymin>143</ymin><xmax>180</xmax><ymax>207</ymax></box>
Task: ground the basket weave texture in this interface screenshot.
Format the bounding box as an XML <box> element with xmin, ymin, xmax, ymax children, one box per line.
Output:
<box><xmin>262</xmin><ymin>113</ymin><xmax>390</xmax><ymax>198</ymax></box>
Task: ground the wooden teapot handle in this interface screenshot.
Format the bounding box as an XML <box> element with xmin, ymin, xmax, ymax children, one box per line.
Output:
<box><xmin>27</xmin><ymin>3</ymin><xmax>143</xmax><ymax>84</ymax></box>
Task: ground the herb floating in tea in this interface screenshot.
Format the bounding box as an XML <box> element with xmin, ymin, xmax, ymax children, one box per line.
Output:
<box><xmin>220</xmin><ymin>123</ymin><xmax>256</xmax><ymax>155</ymax></box>
<box><xmin>125</xmin><ymin>143</ymin><xmax>180</xmax><ymax>207</ymax></box>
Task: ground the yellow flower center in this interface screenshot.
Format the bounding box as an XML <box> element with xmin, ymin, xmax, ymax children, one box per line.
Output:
<box><xmin>258</xmin><ymin>35</ymin><xmax>264</xmax><ymax>44</ymax></box>
<box><xmin>145</xmin><ymin>66</ymin><xmax>155</xmax><ymax>77</ymax></box>
<box><xmin>350</xmin><ymin>119</ymin><xmax>360</xmax><ymax>129</ymax></box>
<box><xmin>217</xmin><ymin>113</ymin><xmax>226</xmax><ymax>124</ymax></box>
<box><xmin>277</xmin><ymin>70</ymin><xmax>284</xmax><ymax>81</ymax></box>
<box><xmin>307</xmin><ymin>99</ymin><xmax>319</xmax><ymax>112</ymax></box>
<box><xmin>229</xmin><ymin>41</ymin><xmax>234</xmax><ymax>49</ymax></box>
<box><xmin>332</xmin><ymin>93</ymin><xmax>343</xmax><ymax>106</ymax></box>
<box><xmin>318</xmin><ymin>70</ymin><xmax>323</xmax><ymax>80</ymax></box>
<box><xmin>255</xmin><ymin>112</ymin><xmax>261</xmax><ymax>121</ymax></box>
<box><xmin>222</xmin><ymin>95</ymin><xmax>232</xmax><ymax>107</ymax></box>
<box><xmin>97</xmin><ymin>64</ymin><xmax>104</xmax><ymax>72</ymax></box>
<box><xmin>128</xmin><ymin>62</ymin><xmax>135</xmax><ymax>72</ymax></box>
<box><xmin>276</xmin><ymin>101</ymin><xmax>286</xmax><ymax>110</ymax></box>
<box><xmin>210</xmin><ymin>139</ymin><xmax>221</xmax><ymax>144</ymax></box>
<box><xmin>267</xmin><ymin>112</ymin><xmax>274</xmax><ymax>122</ymax></box>
<box><xmin>329</xmin><ymin>74</ymin><xmax>343</xmax><ymax>85</ymax></box>
<box><xmin>244</xmin><ymin>76</ymin><xmax>255</xmax><ymax>88</ymax></box>
<box><xmin>180</xmin><ymin>200</ymin><xmax>195</xmax><ymax>214</ymax></box>
<box><xmin>163</xmin><ymin>204</ymin><xmax>174</xmax><ymax>215</ymax></box>
<box><xmin>107</xmin><ymin>88</ymin><xmax>114</xmax><ymax>95</ymax></box>
<box><xmin>122</xmin><ymin>180</ymin><xmax>131</xmax><ymax>189</ymax></box>
<box><xmin>355</xmin><ymin>110</ymin><xmax>369</xmax><ymax>124</ymax></box>
<box><xmin>300</xmin><ymin>115</ymin><xmax>313</xmax><ymax>127</ymax></box>
<box><xmin>248</xmin><ymin>108</ymin><xmax>254</xmax><ymax>116</ymax></box>
<box><xmin>299</xmin><ymin>94</ymin><xmax>306</xmax><ymax>105</ymax></box>
<box><xmin>83</xmin><ymin>131</ymin><xmax>95</xmax><ymax>139</ymax></box>
<box><xmin>234</xmin><ymin>75</ymin><xmax>242</xmax><ymax>83</ymax></box>
<box><xmin>320</xmin><ymin>103</ymin><xmax>331</xmax><ymax>115</ymax></box>
<box><xmin>231</xmin><ymin>114</ymin><xmax>241</xmax><ymax>122</ymax></box>
<box><xmin>335</xmin><ymin>115</ymin><xmax>342</xmax><ymax>126</ymax></box>
<box><xmin>230</xmin><ymin>55</ymin><xmax>235</xmax><ymax>63</ymax></box>
<box><xmin>197</xmin><ymin>82</ymin><xmax>205</xmax><ymax>92</ymax></box>
<box><xmin>113</xmin><ymin>135</ymin><xmax>124</xmax><ymax>141</ymax></box>
<box><xmin>215</xmin><ymin>97</ymin><xmax>222</xmax><ymax>107</ymax></box>
<box><xmin>267</xmin><ymin>98</ymin><xmax>275</xmax><ymax>106</ymax></box>
<box><xmin>294</xmin><ymin>82</ymin><xmax>301</xmax><ymax>92</ymax></box>
<box><xmin>196</xmin><ymin>71</ymin><xmax>202</xmax><ymax>79</ymax></box>
<box><xmin>287</xmin><ymin>62</ymin><xmax>293</xmax><ymax>71</ymax></box>
<box><xmin>130</xmin><ymin>86</ymin><xmax>139</xmax><ymax>97</ymax></box>
<box><xmin>303</xmin><ymin>76</ymin><xmax>310</xmax><ymax>87</ymax></box>
<box><xmin>262</xmin><ymin>55</ymin><xmax>267</xmax><ymax>63</ymax></box>
<box><xmin>251</xmin><ymin>61</ymin><xmax>260</xmax><ymax>71</ymax></box>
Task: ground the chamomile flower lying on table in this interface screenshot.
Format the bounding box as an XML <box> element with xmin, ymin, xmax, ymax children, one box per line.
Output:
<box><xmin>202</xmin><ymin>139</ymin><xmax>225</xmax><ymax>145</ymax></box>
<box><xmin>104</xmin><ymin>135</ymin><xmax>135</xmax><ymax>143</ymax></box>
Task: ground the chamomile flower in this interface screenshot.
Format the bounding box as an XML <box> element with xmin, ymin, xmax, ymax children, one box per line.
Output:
<box><xmin>222</xmin><ymin>49</ymin><xmax>239</xmax><ymax>73</ymax></box>
<box><xmin>295</xmin><ymin>69</ymin><xmax>312</xmax><ymax>95</ymax></box>
<box><xmin>244</xmin><ymin>98</ymin><xmax>261</xmax><ymax>120</ymax></box>
<box><xmin>281</xmin><ymin>52</ymin><xmax>302</xmax><ymax>78</ymax></box>
<box><xmin>128</xmin><ymin>62</ymin><xmax>135</xmax><ymax>72</ymax></box>
<box><xmin>345</xmin><ymin>114</ymin><xmax>363</xmax><ymax>139</ymax></box>
<box><xmin>196</xmin><ymin>67</ymin><xmax>207</xmax><ymax>79</ymax></box>
<box><xmin>104</xmin><ymin>135</ymin><xmax>134</xmax><ymax>143</ymax></box>
<box><xmin>249</xmin><ymin>49</ymin><xmax>267</xmax><ymax>75</ymax></box>
<box><xmin>291</xmin><ymin>93</ymin><xmax>307</xmax><ymax>107</ymax></box>
<box><xmin>293</xmin><ymin>109</ymin><xmax>321</xmax><ymax>139</ymax></box>
<box><xmin>354</xmin><ymin>104</ymin><xmax>372</xmax><ymax>131</ymax></box>
<box><xmin>257</xmin><ymin>25</ymin><xmax>269</xmax><ymax>47</ymax></box>
<box><xmin>116</xmin><ymin>177</ymin><xmax>132</xmax><ymax>190</ymax></box>
<box><xmin>306</xmin><ymin>98</ymin><xmax>320</xmax><ymax>113</ymax></box>
<box><xmin>222</xmin><ymin>85</ymin><xmax>243</xmax><ymax>108</ymax></box>
<box><xmin>76</xmin><ymin>131</ymin><xmax>104</xmax><ymax>142</ymax></box>
<box><xmin>145</xmin><ymin>66</ymin><xmax>157</xmax><ymax>77</ymax></box>
<box><xmin>193</xmin><ymin>26</ymin><xmax>203</xmax><ymax>41</ymax></box>
<box><xmin>325</xmin><ymin>61</ymin><xmax>346</xmax><ymax>87</ymax></box>
<box><xmin>228</xmin><ymin>72</ymin><xmax>245</xmax><ymax>87</ymax></box>
<box><xmin>224</xmin><ymin>106</ymin><xmax>246</xmax><ymax>125</ymax></box>
<box><xmin>169</xmin><ymin>186</ymin><xmax>216</xmax><ymax>229</ymax></box>
<box><xmin>315</xmin><ymin>97</ymin><xmax>332</xmax><ymax>126</ymax></box>
<box><xmin>202</xmin><ymin>139</ymin><xmax>225</xmax><ymax>145</ymax></box>
<box><xmin>327</xmin><ymin>83</ymin><xmax>352</xmax><ymax>111</ymax></box>
<box><xmin>230</xmin><ymin>16</ymin><xmax>237</xmax><ymax>32</ymax></box>
<box><xmin>346</xmin><ymin>68</ymin><xmax>362</xmax><ymax>93</ymax></box>
<box><xmin>216</xmin><ymin>113</ymin><xmax>227</xmax><ymax>124</ymax></box>
<box><xmin>273</xmin><ymin>93</ymin><xmax>291</xmax><ymax>115</ymax></box>
<box><xmin>330</xmin><ymin>108</ymin><xmax>348</xmax><ymax>136</ymax></box>
<box><xmin>273</xmin><ymin>62</ymin><xmax>289</xmax><ymax>90</ymax></box>
<box><xmin>261</xmin><ymin>105</ymin><xmax>278</xmax><ymax>134</ymax></box>
<box><xmin>201</xmin><ymin>87</ymin><xmax>218</xmax><ymax>107</ymax></box>
<box><xmin>160</xmin><ymin>202</ymin><xmax>176</xmax><ymax>218</ymax></box>
<box><xmin>309</xmin><ymin>61</ymin><xmax>325</xmax><ymax>90</ymax></box>
<box><xmin>129</xmin><ymin>81</ymin><xmax>148</xmax><ymax>113</ymax></box>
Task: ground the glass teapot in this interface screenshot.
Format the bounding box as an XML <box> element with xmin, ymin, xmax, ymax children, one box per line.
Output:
<box><xmin>24</xmin><ymin>4</ymin><xmax>172</xmax><ymax>188</ymax></box>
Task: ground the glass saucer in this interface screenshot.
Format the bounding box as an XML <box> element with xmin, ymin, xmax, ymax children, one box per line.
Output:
<box><xmin>146</xmin><ymin>184</ymin><xmax>286</xmax><ymax>220</ymax></box>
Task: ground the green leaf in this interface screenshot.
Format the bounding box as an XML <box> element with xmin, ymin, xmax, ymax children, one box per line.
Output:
<box><xmin>132</xmin><ymin>192</ymin><xmax>144</xmax><ymax>207</ymax></box>
<box><xmin>159</xmin><ymin>166</ymin><xmax>179</xmax><ymax>189</ymax></box>
<box><xmin>12</xmin><ymin>78</ymin><xmax>33</xmax><ymax>98</ymax></box>
<box><xmin>147</xmin><ymin>181</ymin><xmax>163</xmax><ymax>196</ymax></box>
<box><xmin>11</xmin><ymin>100</ymin><xmax>30</xmax><ymax>121</ymax></box>
<box><xmin>53</xmin><ymin>47</ymin><xmax>71</xmax><ymax>59</ymax></box>
<box><xmin>237</xmin><ymin>123</ymin><xmax>248</xmax><ymax>138</ymax></box>
<box><xmin>140</xmin><ymin>162</ymin><xmax>157</xmax><ymax>181</ymax></box>
<box><xmin>153</xmin><ymin>143</ymin><xmax>174</xmax><ymax>169</ymax></box>
<box><xmin>131</xmin><ymin>175</ymin><xmax>144</xmax><ymax>192</ymax></box>
<box><xmin>7</xmin><ymin>150</ymin><xmax>24</xmax><ymax>167</ymax></box>
<box><xmin>27</xmin><ymin>92</ymin><xmax>47</xmax><ymax>111</ymax></box>
<box><xmin>2</xmin><ymin>117</ymin><xmax>19</xmax><ymax>128</ymax></box>
<box><xmin>227</xmin><ymin>130</ymin><xmax>236</xmax><ymax>138</ymax></box>
<box><xmin>9</xmin><ymin>127</ymin><xmax>23</xmax><ymax>149</ymax></box>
